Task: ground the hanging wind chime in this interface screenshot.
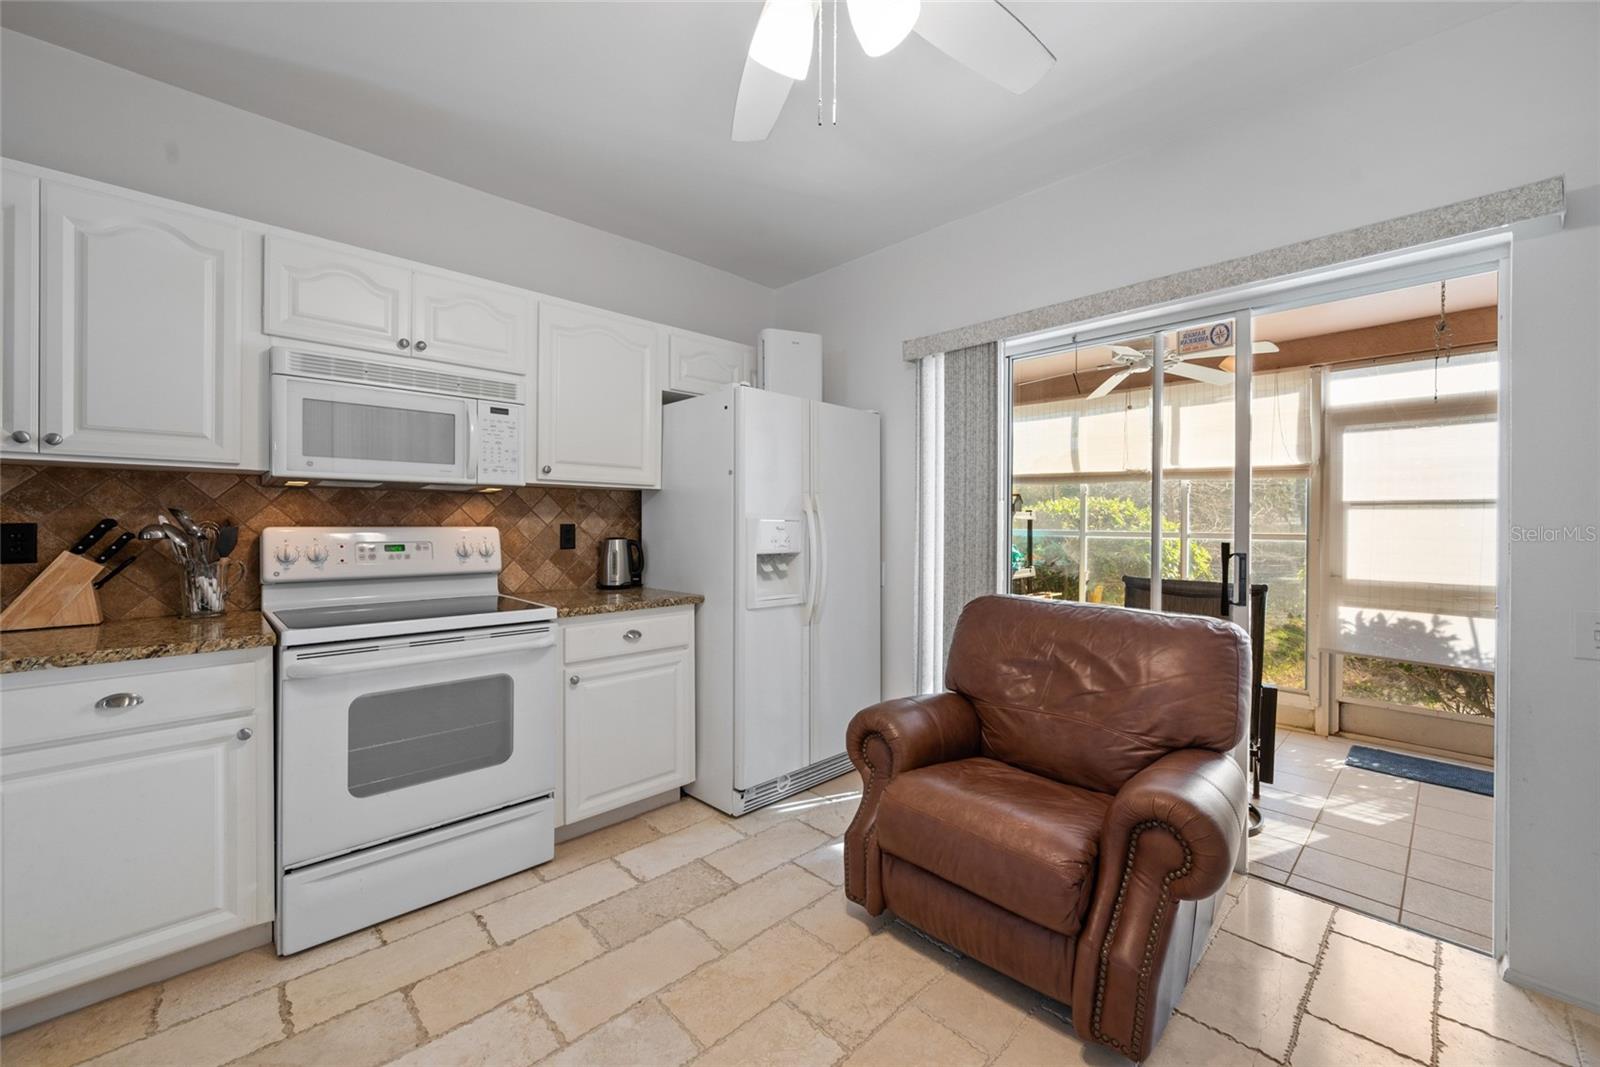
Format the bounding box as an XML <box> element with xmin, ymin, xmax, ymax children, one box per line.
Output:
<box><xmin>1433</xmin><ymin>279</ymin><xmax>1454</xmax><ymax>402</ymax></box>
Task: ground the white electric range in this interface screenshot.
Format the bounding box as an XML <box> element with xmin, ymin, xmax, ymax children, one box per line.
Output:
<box><xmin>261</xmin><ymin>526</ymin><xmax>558</xmax><ymax>954</ymax></box>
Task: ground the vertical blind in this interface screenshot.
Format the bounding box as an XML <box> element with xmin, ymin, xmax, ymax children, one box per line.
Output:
<box><xmin>940</xmin><ymin>343</ymin><xmax>1000</xmax><ymax>663</ymax></box>
<box><xmin>1323</xmin><ymin>353</ymin><xmax>1499</xmax><ymax>671</ymax></box>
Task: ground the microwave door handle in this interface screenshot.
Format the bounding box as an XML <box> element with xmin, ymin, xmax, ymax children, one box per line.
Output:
<box><xmin>283</xmin><ymin>630</ymin><xmax>554</xmax><ymax>679</ymax></box>
<box><xmin>465</xmin><ymin>402</ymin><xmax>481</xmax><ymax>482</ymax></box>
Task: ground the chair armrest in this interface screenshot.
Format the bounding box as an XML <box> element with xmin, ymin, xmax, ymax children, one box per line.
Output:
<box><xmin>843</xmin><ymin>692</ymin><xmax>981</xmax><ymax>912</ymax></box>
<box><xmin>1071</xmin><ymin>748</ymin><xmax>1247</xmax><ymax>1060</ymax></box>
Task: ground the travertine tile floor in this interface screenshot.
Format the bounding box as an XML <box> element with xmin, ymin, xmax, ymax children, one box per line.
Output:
<box><xmin>1254</xmin><ymin>730</ymin><xmax>1495</xmax><ymax>950</ymax></box>
<box><xmin>6</xmin><ymin>768</ymin><xmax>1595</xmax><ymax>1067</ymax></box>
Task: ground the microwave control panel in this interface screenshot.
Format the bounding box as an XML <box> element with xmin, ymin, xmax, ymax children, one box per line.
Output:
<box><xmin>477</xmin><ymin>402</ymin><xmax>525</xmax><ymax>485</ymax></box>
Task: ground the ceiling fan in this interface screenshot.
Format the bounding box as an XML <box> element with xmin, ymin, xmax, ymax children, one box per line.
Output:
<box><xmin>732</xmin><ymin>0</ymin><xmax>1056</xmax><ymax>141</ymax></box>
<box><xmin>1086</xmin><ymin>342</ymin><xmax>1281</xmax><ymax>400</ymax></box>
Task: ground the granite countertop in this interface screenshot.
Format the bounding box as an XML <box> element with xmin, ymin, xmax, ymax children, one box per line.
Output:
<box><xmin>0</xmin><ymin>612</ymin><xmax>276</xmax><ymax>675</ymax></box>
<box><xmin>527</xmin><ymin>587</ymin><xmax>704</xmax><ymax>618</ymax></box>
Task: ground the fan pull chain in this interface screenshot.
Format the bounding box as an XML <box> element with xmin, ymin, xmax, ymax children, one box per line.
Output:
<box><xmin>832</xmin><ymin>0</ymin><xmax>839</xmax><ymax>125</ymax></box>
<box><xmin>816</xmin><ymin>1</ymin><xmax>823</xmax><ymax>126</ymax></box>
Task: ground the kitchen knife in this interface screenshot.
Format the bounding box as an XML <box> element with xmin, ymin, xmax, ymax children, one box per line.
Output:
<box><xmin>93</xmin><ymin>532</ymin><xmax>136</xmax><ymax>565</ymax></box>
<box><xmin>70</xmin><ymin>518</ymin><xmax>118</xmax><ymax>555</ymax></box>
<box><xmin>93</xmin><ymin>553</ymin><xmax>139</xmax><ymax>589</ymax></box>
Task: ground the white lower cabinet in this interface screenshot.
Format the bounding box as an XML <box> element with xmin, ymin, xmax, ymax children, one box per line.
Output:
<box><xmin>561</xmin><ymin>608</ymin><xmax>695</xmax><ymax>824</ymax></box>
<box><xmin>0</xmin><ymin>649</ymin><xmax>273</xmax><ymax>1007</ymax></box>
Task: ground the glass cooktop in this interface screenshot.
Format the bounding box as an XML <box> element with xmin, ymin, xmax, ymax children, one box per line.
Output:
<box><xmin>272</xmin><ymin>595</ymin><xmax>549</xmax><ymax>631</ymax></box>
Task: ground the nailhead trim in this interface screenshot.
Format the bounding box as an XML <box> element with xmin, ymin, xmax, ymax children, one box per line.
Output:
<box><xmin>1090</xmin><ymin>819</ymin><xmax>1193</xmax><ymax>1059</ymax></box>
<box><xmin>843</xmin><ymin>732</ymin><xmax>889</xmax><ymax>905</ymax></box>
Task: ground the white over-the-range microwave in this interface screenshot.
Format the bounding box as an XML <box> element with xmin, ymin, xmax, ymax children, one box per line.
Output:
<box><xmin>268</xmin><ymin>346</ymin><xmax>525</xmax><ymax>488</ymax></box>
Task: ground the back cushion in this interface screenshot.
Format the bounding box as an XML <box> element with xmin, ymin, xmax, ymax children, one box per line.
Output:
<box><xmin>944</xmin><ymin>595</ymin><xmax>1249</xmax><ymax>794</ymax></box>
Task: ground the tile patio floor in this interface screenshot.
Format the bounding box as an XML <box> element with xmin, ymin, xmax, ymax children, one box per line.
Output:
<box><xmin>1253</xmin><ymin>729</ymin><xmax>1495</xmax><ymax>950</ymax></box>
<box><xmin>7</xmin><ymin>765</ymin><xmax>1591</xmax><ymax>1067</ymax></box>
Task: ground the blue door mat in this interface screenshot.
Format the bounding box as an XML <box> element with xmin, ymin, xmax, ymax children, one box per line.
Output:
<box><xmin>1345</xmin><ymin>745</ymin><xmax>1492</xmax><ymax>796</ymax></box>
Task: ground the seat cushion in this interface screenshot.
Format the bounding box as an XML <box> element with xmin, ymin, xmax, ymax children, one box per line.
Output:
<box><xmin>876</xmin><ymin>758</ymin><xmax>1112</xmax><ymax>936</ymax></box>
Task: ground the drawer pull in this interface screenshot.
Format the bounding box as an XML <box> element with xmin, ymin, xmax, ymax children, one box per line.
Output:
<box><xmin>623</xmin><ymin>629</ymin><xmax>642</xmax><ymax>642</ymax></box>
<box><xmin>95</xmin><ymin>692</ymin><xmax>144</xmax><ymax>711</ymax></box>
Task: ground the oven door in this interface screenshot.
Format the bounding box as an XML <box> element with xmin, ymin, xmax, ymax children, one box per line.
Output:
<box><xmin>271</xmin><ymin>373</ymin><xmax>478</xmax><ymax>485</ymax></box>
<box><xmin>277</xmin><ymin>624</ymin><xmax>557</xmax><ymax>868</ymax></box>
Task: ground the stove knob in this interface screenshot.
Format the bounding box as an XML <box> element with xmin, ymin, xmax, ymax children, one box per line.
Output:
<box><xmin>456</xmin><ymin>540</ymin><xmax>473</xmax><ymax>561</ymax></box>
<box><xmin>274</xmin><ymin>543</ymin><xmax>301</xmax><ymax>565</ymax></box>
<box><xmin>477</xmin><ymin>539</ymin><xmax>495</xmax><ymax>559</ymax></box>
<box><xmin>306</xmin><ymin>542</ymin><xmax>329</xmax><ymax>565</ymax></box>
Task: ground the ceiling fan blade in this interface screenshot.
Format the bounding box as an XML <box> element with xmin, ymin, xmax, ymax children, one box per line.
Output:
<box><xmin>1108</xmin><ymin>344</ymin><xmax>1145</xmax><ymax>358</ymax></box>
<box><xmin>1164</xmin><ymin>362</ymin><xmax>1235</xmax><ymax>386</ymax></box>
<box><xmin>1253</xmin><ymin>341</ymin><xmax>1280</xmax><ymax>354</ymax></box>
<box><xmin>1087</xmin><ymin>368</ymin><xmax>1135</xmax><ymax>400</ymax></box>
<box><xmin>913</xmin><ymin>0</ymin><xmax>1055</xmax><ymax>94</ymax></box>
<box><xmin>732</xmin><ymin>54</ymin><xmax>796</xmax><ymax>142</ymax></box>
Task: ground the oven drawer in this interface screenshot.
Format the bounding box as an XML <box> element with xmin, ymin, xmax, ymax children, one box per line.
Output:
<box><xmin>563</xmin><ymin>608</ymin><xmax>693</xmax><ymax>665</ymax></box>
<box><xmin>1</xmin><ymin>653</ymin><xmax>262</xmax><ymax>752</ymax></box>
<box><xmin>278</xmin><ymin>796</ymin><xmax>554</xmax><ymax>954</ymax></box>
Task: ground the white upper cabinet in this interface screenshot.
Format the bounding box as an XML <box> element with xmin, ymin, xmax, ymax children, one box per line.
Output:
<box><xmin>537</xmin><ymin>301</ymin><xmax>661</xmax><ymax>487</ymax></box>
<box><xmin>1</xmin><ymin>168</ymin><xmax>40</xmax><ymax>455</ymax></box>
<box><xmin>41</xmin><ymin>184</ymin><xmax>242</xmax><ymax>464</ymax></box>
<box><xmin>264</xmin><ymin>236</ymin><xmax>412</xmax><ymax>356</ymax></box>
<box><xmin>412</xmin><ymin>271</ymin><xmax>533</xmax><ymax>374</ymax></box>
<box><xmin>667</xmin><ymin>329</ymin><xmax>755</xmax><ymax>396</ymax></box>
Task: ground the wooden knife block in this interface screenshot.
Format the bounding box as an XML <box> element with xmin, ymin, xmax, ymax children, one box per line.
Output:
<box><xmin>0</xmin><ymin>551</ymin><xmax>105</xmax><ymax>632</ymax></box>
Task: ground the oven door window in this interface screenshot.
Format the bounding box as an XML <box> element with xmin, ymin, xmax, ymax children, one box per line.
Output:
<box><xmin>348</xmin><ymin>674</ymin><xmax>514</xmax><ymax>797</ymax></box>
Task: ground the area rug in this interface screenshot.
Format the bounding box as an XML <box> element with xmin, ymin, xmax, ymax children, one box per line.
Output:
<box><xmin>1345</xmin><ymin>745</ymin><xmax>1493</xmax><ymax>796</ymax></box>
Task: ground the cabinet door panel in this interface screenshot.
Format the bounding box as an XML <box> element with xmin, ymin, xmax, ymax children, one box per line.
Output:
<box><xmin>2</xmin><ymin>170</ymin><xmax>40</xmax><ymax>454</ymax></box>
<box><xmin>564</xmin><ymin>649</ymin><xmax>692</xmax><ymax>822</ymax></box>
<box><xmin>412</xmin><ymin>272</ymin><xmax>531</xmax><ymax>373</ymax></box>
<box><xmin>668</xmin><ymin>331</ymin><xmax>754</xmax><ymax>396</ymax></box>
<box><xmin>537</xmin><ymin>303</ymin><xmax>659</xmax><ymax>487</ymax></box>
<box><xmin>264</xmin><ymin>236</ymin><xmax>411</xmax><ymax>355</ymax></box>
<box><xmin>0</xmin><ymin>718</ymin><xmax>258</xmax><ymax>1002</ymax></box>
<box><xmin>41</xmin><ymin>184</ymin><xmax>241</xmax><ymax>463</ymax></box>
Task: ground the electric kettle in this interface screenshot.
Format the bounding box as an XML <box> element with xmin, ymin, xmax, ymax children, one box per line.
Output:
<box><xmin>598</xmin><ymin>538</ymin><xmax>643</xmax><ymax>589</ymax></box>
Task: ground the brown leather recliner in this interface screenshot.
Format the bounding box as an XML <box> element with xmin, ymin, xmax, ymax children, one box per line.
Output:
<box><xmin>844</xmin><ymin>595</ymin><xmax>1249</xmax><ymax>1061</ymax></box>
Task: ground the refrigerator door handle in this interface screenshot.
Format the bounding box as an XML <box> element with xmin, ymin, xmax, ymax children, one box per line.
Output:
<box><xmin>813</xmin><ymin>492</ymin><xmax>829</xmax><ymax>624</ymax></box>
<box><xmin>803</xmin><ymin>494</ymin><xmax>822</xmax><ymax>625</ymax></box>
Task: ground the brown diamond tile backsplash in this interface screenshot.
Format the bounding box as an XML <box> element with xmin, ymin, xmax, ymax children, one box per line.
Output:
<box><xmin>0</xmin><ymin>464</ymin><xmax>640</xmax><ymax>621</ymax></box>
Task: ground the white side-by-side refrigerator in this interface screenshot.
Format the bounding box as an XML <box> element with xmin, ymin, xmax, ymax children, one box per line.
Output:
<box><xmin>643</xmin><ymin>385</ymin><xmax>881</xmax><ymax>815</ymax></box>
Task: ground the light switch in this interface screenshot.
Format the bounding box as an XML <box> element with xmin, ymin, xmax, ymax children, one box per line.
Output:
<box><xmin>1578</xmin><ymin>611</ymin><xmax>1600</xmax><ymax>661</ymax></box>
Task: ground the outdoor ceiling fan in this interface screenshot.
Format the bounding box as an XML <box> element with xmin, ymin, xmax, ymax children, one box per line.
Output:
<box><xmin>1086</xmin><ymin>342</ymin><xmax>1281</xmax><ymax>400</ymax></box>
<box><xmin>732</xmin><ymin>0</ymin><xmax>1056</xmax><ymax>141</ymax></box>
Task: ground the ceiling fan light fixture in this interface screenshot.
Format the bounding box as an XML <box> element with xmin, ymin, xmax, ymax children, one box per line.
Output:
<box><xmin>847</xmin><ymin>0</ymin><xmax>921</xmax><ymax>57</ymax></box>
<box><xmin>749</xmin><ymin>0</ymin><xmax>817</xmax><ymax>81</ymax></box>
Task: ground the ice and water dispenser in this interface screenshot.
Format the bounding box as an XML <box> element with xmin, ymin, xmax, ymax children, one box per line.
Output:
<box><xmin>747</xmin><ymin>518</ymin><xmax>806</xmax><ymax>607</ymax></box>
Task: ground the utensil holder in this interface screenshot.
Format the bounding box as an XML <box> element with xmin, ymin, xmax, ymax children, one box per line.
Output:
<box><xmin>177</xmin><ymin>558</ymin><xmax>244</xmax><ymax>619</ymax></box>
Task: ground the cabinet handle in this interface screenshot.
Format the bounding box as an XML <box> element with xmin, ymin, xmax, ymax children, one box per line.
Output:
<box><xmin>237</xmin><ymin>727</ymin><xmax>254</xmax><ymax>741</ymax></box>
<box><xmin>623</xmin><ymin>629</ymin><xmax>642</xmax><ymax>642</ymax></box>
<box><xmin>397</xmin><ymin>338</ymin><xmax>411</xmax><ymax>350</ymax></box>
<box><xmin>95</xmin><ymin>692</ymin><xmax>144</xmax><ymax>710</ymax></box>
<box><xmin>415</xmin><ymin>340</ymin><xmax>428</xmax><ymax>352</ymax></box>
<box><xmin>569</xmin><ymin>675</ymin><xmax>580</xmax><ymax>687</ymax></box>
<box><xmin>9</xmin><ymin>430</ymin><xmax>30</xmax><ymax>444</ymax></box>
<box><xmin>42</xmin><ymin>432</ymin><xmax>63</xmax><ymax>446</ymax></box>
<box><xmin>542</xmin><ymin>465</ymin><xmax>552</xmax><ymax>475</ymax></box>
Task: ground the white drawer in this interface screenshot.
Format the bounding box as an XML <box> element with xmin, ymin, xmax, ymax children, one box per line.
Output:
<box><xmin>562</xmin><ymin>608</ymin><xmax>693</xmax><ymax>665</ymax></box>
<box><xmin>0</xmin><ymin>653</ymin><xmax>262</xmax><ymax>752</ymax></box>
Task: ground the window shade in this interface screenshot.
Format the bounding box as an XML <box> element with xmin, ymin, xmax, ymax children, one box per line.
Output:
<box><xmin>1011</xmin><ymin>367</ymin><xmax>1312</xmax><ymax>479</ymax></box>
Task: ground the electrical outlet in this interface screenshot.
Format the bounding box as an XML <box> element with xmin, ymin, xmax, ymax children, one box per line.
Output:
<box><xmin>1</xmin><ymin>522</ymin><xmax>38</xmax><ymax>564</ymax></box>
<box><xmin>559</xmin><ymin>523</ymin><xmax>576</xmax><ymax>550</ymax></box>
<box><xmin>1577</xmin><ymin>610</ymin><xmax>1600</xmax><ymax>661</ymax></box>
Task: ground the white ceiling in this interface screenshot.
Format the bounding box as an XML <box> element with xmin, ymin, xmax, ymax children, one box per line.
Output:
<box><xmin>1</xmin><ymin>1</ymin><xmax>1504</xmax><ymax>287</ymax></box>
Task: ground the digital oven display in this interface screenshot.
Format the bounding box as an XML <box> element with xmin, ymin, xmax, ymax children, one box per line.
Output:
<box><xmin>385</xmin><ymin>544</ymin><xmax>406</xmax><ymax>553</ymax></box>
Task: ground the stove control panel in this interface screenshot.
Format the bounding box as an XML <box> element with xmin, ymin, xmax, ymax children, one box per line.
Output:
<box><xmin>262</xmin><ymin>527</ymin><xmax>501</xmax><ymax>583</ymax></box>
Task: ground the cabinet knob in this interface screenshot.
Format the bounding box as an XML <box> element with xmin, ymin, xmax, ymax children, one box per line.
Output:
<box><xmin>569</xmin><ymin>675</ymin><xmax>580</xmax><ymax>687</ymax></box>
<box><xmin>9</xmin><ymin>430</ymin><xmax>30</xmax><ymax>444</ymax></box>
<box><xmin>623</xmin><ymin>629</ymin><xmax>642</xmax><ymax>642</ymax></box>
<box><xmin>415</xmin><ymin>340</ymin><xmax>428</xmax><ymax>352</ymax></box>
<box><xmin>397</xmin><ymin>338</ymin><xmax>411</xmax><ymax>350</ymax></box>
<box><xmin>95</xmin><ymin>692</ymin><xmax>144</xmax><ymax>710</ymax></box>
<box><xmin>42</xmin><ymin>432</ymin><xmax>63</xmax><ymax>446</ymax></box>
<box><xmin>542</xmin><ymin>465</ymin><xmax>552</xmax><ymax>475</ymax></box>
<box><xmin>237</xmin><ymin>727</ymin><xmax>254</xmax><ymax>741</ymax></box>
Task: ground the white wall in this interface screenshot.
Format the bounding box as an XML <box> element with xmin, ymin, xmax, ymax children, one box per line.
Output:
<box><xmin>0</xmin><ymin>29</ymin><xmax>775</xmax><ymax>343</ymax></box>
<box><xmin>776</xmin><ymin>3</ymin><xmax>1600</xmax><ymax>1008</ymax></box>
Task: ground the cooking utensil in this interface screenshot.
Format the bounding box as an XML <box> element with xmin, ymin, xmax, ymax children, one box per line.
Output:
<box><xmin>70</xmin><ymin>518</ymin><xmax>118</xmax><ymax>556</ymax></box>
<box><xmin>93</xmin><ymin>553</ymin><xmax>139</xmax><ymax>590</ymax></box>
<box><xmin>214</xmin><ymin>523</ymin><xmax>239</xmax><ymax>559</ymax></box>
<box><xmin>93</xmin><ymin>532</ymin><xmax>135</xmax><ymax>565</ymax></box>
<box><xmin>168</xmin><ymin>506</ymin><xmax>204</xmax><ymax>541</ymax></box>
